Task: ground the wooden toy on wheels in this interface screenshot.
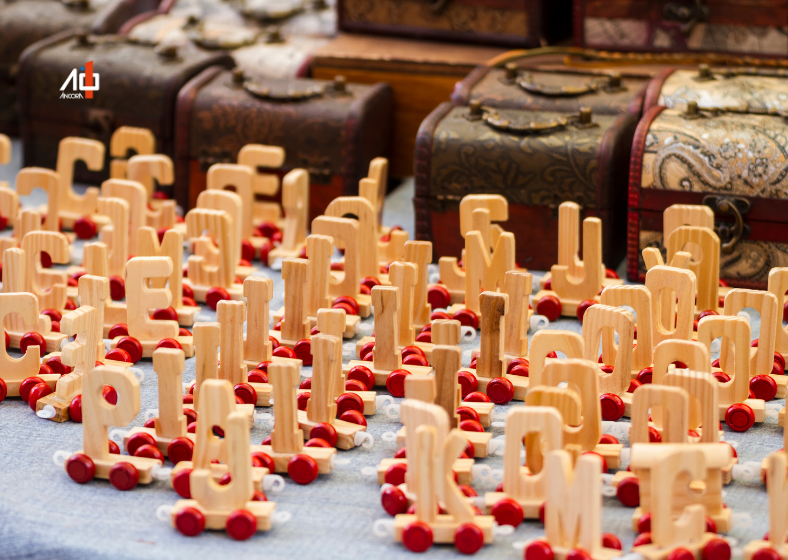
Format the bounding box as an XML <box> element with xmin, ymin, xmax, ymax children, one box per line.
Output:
<box><xmin>378</xmin><ymin>400</ymin><xmax>474</xmax><ymax>487</ymax></box>
<box><xmin>430</xmin><ymin>194</ymin><xmax>511</xmax><ymax>309</ymax></box>
<box><xmin>600</xmin><ymin>284</ymin><xmax>655</xmax><ymax>380</ymax></box>
<box><xmin>266</xmin><ymin>169</ymin><xmax>309</xmax><ymax>265</ymax></box>
<box><xmin>355</xmin><ymin>261</ymin><xmax>434</xmax><ymax>363</ymax></box>
<box><xmin>108</xmin><ymin>126</ymin><xmax>156</xmax><ymax>180</ymax></box>
<box><xmin>393</xmin><ymin>424</ymin><xmax>494</xmax><ymax>554</ymax></box>
<box><xmin>237</xmin><ymin>144</ymin><xmax>284</xmax><ymax>227</ymax></box>
<box><xmin>274</xmin><ymin>235</ymin><xmax>361</xmax><ymax>338</ymax></box>
<box><xmin>342</xmin><ymin>285</ymin><xmax>432</xmax><ymax>395</ymax></box>
<box><xmin>402</xmin><ymin>241</ymin><xmax>433</xmax><ymax>331</ymax></box>
<box><xmin>137</xmin><ymin>226</ymin><xmax>199</xmax><ymax>327</ymax></box>
<box><xmin>109</xmin><ymin>257</ymin><xmax>195</xmax><ymax>359</ymax></box>
<box><xmin>629</xmin><ymin>444</ymin><xmax>733</xmax><ymax>560</ymax></box>
<box><xmin>484</xmin><ymin>407</ymin><xmax>564</xmax><ymax>525</ymax></box>
<box><xmin>183</xmin><ymin>208</ymin><xmax>245</xmax><ymax>308</ymax></box>
<box><xmin>0</xmin><ymin>292</ymin><xmax>51</xmax><ymax>404</ymax></box>
<box><xmin>745</xmin><ymin>452</ymin><xmax>788</xmax><ymax>560</ymax></box>
<box><xmin>68</xmin><ymin>243</ymin><xmax>128</xmax><ymax>335</ymax></box>
<box><xmin>311</xmin><ymin>215</ymin><xmax>372</xmax><ymax>317</ymax></box>
<box><xmin>171</xmin><ymin>399</ymin><xmax>276</xmax><ymax>539</ymax></box>
<box><xmin>523</xmin><ymin>451</ymin><xmax>623</xmax><ymax>560</ymax></box>
<box><xmin>458</xmin><ymin>291</ymin><xmax>524</xmax><ymax>404</ymax></box>
<box><xmin>526</xmin><ymin>358</ymin><xmax>623</xmax><ymax>469</ymax></box>
<box><xmin>397</xmin><ymin>343</ymin><xmax>492</xmax><ymax>458</ymax></box>
<box><xmin>251</xmin><ymin>361</ymin><xmax>336</xmax><ymax>484</ymax></box>
<box><xmin>723</xmin><ymin>288</ymin><xmax>785</xmax><ymax>398</ymax></box>
<box><xmin>206</xmin><ymin>165</ymin><xmax>258</xmax><ymax>261</ymax></box>
<box><xmin>582</xmin><ymin>303</ymin><xmax>635</xmax><ymax>420</ymax></box>
<box><xmin>296</xmin><ymin>333</ymin><xmax>369</xmax><ymax>449</ymax></box>
<box><xmin>124</xmin><ymin>348</ymin><xmax>194</xmax><ymax>463</ymax></box>
<box><xmin>533</xmin><ymin>210</ymin><xmax>605</xmax><ymax>322</ymax></box>
<box><xmin>324</xmin><ymin>194</ymin><xmax>383</xmax><ymax>284</ymax></box>
<box><xmin>64</xmin><ymin>364</ymin><xmax>163</xmax><ymax>490</ymax></box>
<box><xmin>171</xmin><ymin>379</ymin><xmax>270</xmax><ymax>497</ymax></box>
<box><xmin>667</xmin><ymin>225</ymin><xmax>722</xmax><ymax>317</ymax></box>
<box><xmin>192</xmin><ymin>189</ymin><xmax>254</xmax><ymax>280</ymax></box>
<box><xmin>15</xmin><ymin>168</ymin><xmax>69</xmax><ymax>239</ymax></box>
<box><xmin>125</xmin><ymin>155</ymin><xmax>177</xmax><ymax>229</ymax></box>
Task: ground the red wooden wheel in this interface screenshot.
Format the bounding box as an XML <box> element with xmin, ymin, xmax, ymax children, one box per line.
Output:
<box><xmin>666</xmin><ymin>548</ymin><xmax>693</xmax><ymax>560</ymax></box>
<box><xmin>452</xmin><ymin>308</ymin><xmax>479</xmax><ymax>330</ymax></box>
<box><xmin>507</xmin><ymin>357</ymin><xmax>529</xmax><ymax>374</ymax></box>
<box><xmin>384</xmin><ymin>462</ymin><xmax>407</xmax><ymax>486</ymax></box>
<box><xmin>287</xmin><ymin>453</ymin><xmax>319</xmax><ymax>484</ymax></box>
<box><xmin>394</xmin><ymin>447</ymin><xmax>406</xmax><ymax>459</ymax></box>
<box><xmin>234</xmin><ymin>382</ymin><xmax>258</xmax><ymax>405</ymax></box>
<box><xmin>252</xmin><ymin>451</ymin><xmax>275</xmax><ymax>473</ymax></box>
<box><xmin>109</xmin><ymin>462</ymin><xmax>139</xmax><ymax>491</ymax></box>
<box><xmin>134</xmin><ymin>443</ymin><xmax>164</xmax><ymax>463</ymax></box>
<box><xmin>339</xmin><ymin>409</ymin><xmax>367</xmax><ymax>427</ymax></box>
<box><xmin>172</xmin><ymin>467</ymin><xmax>193</xmax><ymax>498</ymax></box>
<box><xmin>525</xmin><ymin>540</ymin><xmax>554</xmax><ymax>560</ymax></box>
<box><xmin>403</xmin><ymin>354</ymin><xmax>428</xmax><ymax>367</ymax></box>
<box><xmin>183</xmin><ymin>407</ymin><xmax>198</xmax><ymax>424</ymax></box>
<box><xmin>109</xmin><ymin>275</ymin><xmax>125</xmax><ymax>301</ymax></box>
<box><xmin>401</xmin><ymin>345</ymin><xmax>425</xmax><ymax>359</ymax></box>
<box><xmin>775</xmin><ymin>351</ymin><xmax>786</xmax><ymax>370</ymax></box>
<box><xmin>345</xmin><ymin>379</ymin><xmax>367</xmax><ymax>392</ymax></box>
<box><xmin>599</xmin><ymin>434</ymin><xmax>619</xmax><ymax>444</ymax></box>
<box><xmin>4</xmin><ymin>330</ymin><xmax>8</xmax><ymax>350</ymax></box>
<box><xmin>27</xmin><ymin>382</ymin><xmax>53</xmax><ymax>411</ymax></box>
<box><xmin>310</xmin><ymin>422</ymin><xmax>338</xmax><ymax>447</ymax></box>
<box><xmin>637</xmin><ymin>512</ymin><xmax>652</xmax><ymax>533</ymax></box>
<box><xmin>360</xmin><ymin>276</ymin><xmax>380</xmax><ymax>291</ymax></box>
<box><xmin>459</xmin><ymin>419</ymin><xmax>484</xmax><ymax>433</ymax></box>
<box><xmin>109</xmin><ymin>440</ymin><xmax>120</xmax><ymax>454</ymax></box>
<box><xmin>337</xmin><ymin>392</ymin><xmax>364</xmax><ymax>416</ymax></box>
<box><xmin>19</xmin><ymin>377</ymin><xmax>44</xmax><ymax>402</ymax></box>
<box><xmin>415</xmin><ymin>331</ymin><xmax>432</xmax><ymax>343</ymax></box>
<box><xmin>427</xmin><ymin>284</ymin><xmax>451</xmax><ymax>310</ymax></box>
<box><xmin>605</xmin><ymin>268</ymin><xmax>619</xmax><ymax>279</ymax></box>
<box><xmin>457</xmin><ymin>370</ymin><xmax>478</xmax><ymax>398</ymax></box>
<box><xmin>536</xmin><ymin>295</ymin><xmax>561</xmax><ymax>322</ymax></box>
<box><xmin>257</xmin><ymin>221</ymin><xmax>279</xmax><ymax>238</ymax></box>
<box><xmin>616</xmin><ymin>476</ymin><xmax>640</xmax><ymax>507</ymax></box>
<box><xmin>633</xmin><ymin>533</ymin><xmax>652</xmax><ymax>546</ymax></box>
<box><xmin>108</xmin><ymin>323</ymin><xmax>129</xmax><ymax>339</ymax></box>
<box><xmin>725</xmin><ymin>403</ymin><xmax>755</xmax><ymax>432</ymax></box>
<box><xmin>305</xmin><ymin>438</ymin><xmax>331</xmax><ymax>448</ymax></box>
<box><xmin>156</xmin><ymin>338</ymin><xmax>182</xmax><ymax>350</ymax></box>
<box><xmin>713</xmin><ymin>372</ymin><xmax>731</xmax><ymax>383</ymax></box>
<box><xmin>126</xmin><ymin>432</ymin><xmax>156</xmax><ymax>456</ymax></box>
<box><xmin>359</xmin><ymin>341</ymin><xmax>376</xmax><ymax>360</ymax></box>
<box><xmin>299</xmin><ymin>378</ymin><xmax>312</xmax><ymax>390</ymax></box>
<box><xmin>0</xmin><ymin>378</ymin><xmax>5</xmax><ymax>403</ymax></box>
<box><xmin>576</xmin><ymin>300</ymin><xmax>597</xmax><ymax>323</ymax></box>
<box><xmin>182</xmin><ymin>284</ymin><xmax>194</xmax><ymax>300</ymax></box>
<box><xmin>752</xmin><ymin>548</ymin><xmax>781</xmax><ymax>560</ymax></box>
<box><xmin>116</xmin><ymin>336</ymin><xmax>143</xmax><ymax>364</ymax></box>
<box><xmin>152</xmin><ymin>307</ymin><xmax>178</xmax><ymax>321</ymax></box>
<box><xmin>567</xmin><ymin>549</ymin><xmax>593</xmax><ymax>560</ymax></box>
<box><xmin>459</xmin><ymin>484</ymin><xmax>477</xmax><ymax>498</ymax></box>
<box><xmin>102</xmin><ymin>385</ymin><xmax>118</xmax><ymax>405</ymax></box>
<box><xmin>105</xmin><ymin>348</ymin><xmax>131</xmax><ymax>363</ymax></box>
<box><xmin>66</xmin><ymin>453</ymin><xmax>96</xmax><ymax>484</ymax></box>
<box><xmin>331</xmin><ymin>301</ymin><xmax>355</xmax><ymax>316</ymax></box>
<box><xmin>381</xmin><ymin>486</ymin><xmax>408</xmax><ymax>516</ymax></box>
<box><xmin>40</xmin><ymin>308</ymin><xmax>62</xmax><ymax>323</ymax></box>
<box><xmin>456</xmin><ymin>406</ymin><xmax>480</xmax><ymax>423</ymax></box>
<box><xmin>240</xmin><ymin>239</ymin><xmax>255</xmax><ymax>262</ymax></box>
<box><xmin>636</xmin><ymin>367</ymin><xmax>653</xmax><ymax>384</ymax></box>
<box><xmin>402</xmin><ymin>521</ymin><xmax>433</xmax><ymax>553</ymax></box>
<box><xmin>386</xmin><ymin>369</ymin><xmax>410</xmax><ymax>397</ymax></box>
<box><xmin>74</xmin><ymin>217</ymin><xmax>98</xmax><ymax>239</ymax></box>
<box><xmin>491</xmin><ymin>498</ymin><xmax>523</xmax><ymax>527</ymax></box>
<box><xmin>430</xmin><ymin>311</ymin><xmax>450</xmax><ymax>321</ymax></box>
<box><xmin>167</xmin><ymin>437</ymin><xmax>194</xmax><ymax>465</ymax></box>
<box><xmin>628</xmin><ymin>379</ymin><xmax>642</xmax><ymax>393</ymax></box>
<box><xmin>38</xmin><ymin>364</ymin><xmax>53</xmax><ymax>379</ymax></box>
<box><xmin>297</xmin><ymin>392</ymin><xmax>310</xmax><ymax>411</ymax></box>
<box><xmin>248</xmin><ymin>370</ymin><xmax>267</xmax><ymax>383</ymax></box>
<box><xmin>486</xmin><ymin>377</ymin><xmax>515</xmax><ymax>404</ymax></box>
<box><xmin>600</xmin><ymin>393</ymin><xmax>625</xmax><ymax>421</ymax></box>
<box><xmin>347</xmin><ymin>365</ymin><xmax>375</xmax><ymax>390</ymax></box>
<box><xmin>256</xmin><ymin>360</ymin><xmax>272</xmax><ymax>372</ymax></box>
<box><xmin>648</xmin><ymin>427</ymin><xmax>662</xmax><ymax>442</ymax></box>
<box><xmin>272</xmin><ymin>346</ymin><xmax>296</xmax><ymax>359</ymax></box>
<box><xmin>69</xmin><ymin>394</ymin><xmax>83</xmax><ymax>422</ymax></box>
<box><xmin>20</xmin><ymin>331</ymin><xmax>46</xmax><ymax>355</ymax></box>
<box><xmin>602</xmin><ymin>534</ymin><xmax>622</xmax><ymax>550</ymax></box>
<box><xmin>750</xmin><ymin>375</ymin><xmax>777</xmax><ymax>401</ymax></box>
<box><xmin>463</xmin><ymin>391</ymin><xmax>491</xmax><ymax>403</ymax></box>
<box><xmin>174</xmin><ymin>506</ymin><xmax>205</xmax><ymax>537</ymax></box>
<box><xmin>205</xmin><ymin>286</ymin><xmax>230</xmax><ymax>310</ymax></box>
<box><xmin>700</xmin><ymin>539</ymin><xmax>730</xmax><ymax>560</ymax></box>
<box><xmin>226</xmin><ymin>509</ymin><xmax>257</xmax><ymax>540</ymax></box>
<box><xmin>293</xmin><ymin>339</ymin><xmax>312</xmax><ymax>365</ymax></box>
<box><xmin>454</xmin><ymin>523</ymin><xmax>484</xmax><ymax>554</ymax></box>
<box><xmin>333</xmin><ymin>295</ymin><xmax>359</xmax><ymax>315</ymax></box>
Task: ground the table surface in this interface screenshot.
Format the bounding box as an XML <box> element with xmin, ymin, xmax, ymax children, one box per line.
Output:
<box><xmin>0</xmin><ymin>139</ymin><xmax>777</xmax><ymax>560</ymax></box>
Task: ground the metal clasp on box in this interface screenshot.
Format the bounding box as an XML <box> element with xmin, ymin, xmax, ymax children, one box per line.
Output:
<box><xmin>702</xmin><ymin>195</ymin><xmax>750</xmax><ymax>254</ymax></box>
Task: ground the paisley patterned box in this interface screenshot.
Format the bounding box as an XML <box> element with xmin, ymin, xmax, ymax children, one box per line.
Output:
<box><xmin>415</xmin><ymin>101</ymin><xmax>638</xmax><ymax>270</ymax></box>
<box><xmin>628</xmin><ymin>101</ymin><xmax>788</xmax><ymax>288</ymax></box>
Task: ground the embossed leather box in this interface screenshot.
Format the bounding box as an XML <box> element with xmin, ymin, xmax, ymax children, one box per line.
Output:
<box><xmin>415</xmin><ymin>101</ymin><xmax>638</xmax><ymax>270</ymax></box>
<box><xmin>575</xmin><ymin>0</ymin><xmax>788</xmax><ymax>57</ymax></box>
<box><xmin>17</xmin><ymin>33</ymin><xmax>233</xmax><ymax>185</ymax></box>
<box><xmin>628</xmin><ymin>89</ymin><xmax>788</xmax><ymax>288</ymax></box>
<box><xmin>0</xmin><ymin>0</ymin><xmax>160</xmax><ymax>134</ymax></box>
<box><xmin>174</xmin><ymin>66</ymin><xmax>393</xmax><ymax>218</ymax></box>
<box><xmin>337</xmin><ymin>0</ymin><xmax>570</xmax><ymax>48</ymax></box>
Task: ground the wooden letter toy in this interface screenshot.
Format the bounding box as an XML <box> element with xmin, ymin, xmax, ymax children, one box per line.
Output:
<box><xmin>110</xmin><ymin>257</ymin><xmax>194</xmax><ymax>359</ymax></box>
<box><xmin>184</xmin><ymin>208</ymin><xmax>245</xmax><ymax>308</ymax></box>
<box><xmin>528</xmin><ymin>330</ymin><xmax>584</xmax><ymax>388</ymax></box>
<box><xmin>251</xmin><ymin>361</ymin><xmax>336</xmax><ymax>484</ymax></box>
<box><xmin>73</xmin><ymin>243</ymin><xmax>128</xmax><ymax>334</ymax></box>
<box><xmin>64</xmin><ymin>365</ymin><xmax>162</xmax><ymax>490</ymax></box>
<box><xmin>393</xmin><ymin>424</ymin><xmax>494</xmax><ymax>554</ymax></box>
<box><xmin>723</xmin><ymin>288</ymin><xmax>784</xmax><ymax>398</ymax></box>
<box><xmin>343</xmin><ymin>285</ymin><xmax>432</xmax><ymax>393</ymax></box>
<box><xmin>745</xmin><ymin>451</ymin><xmax>788</xmax><ymax>560</ymax></box>
<box><xmin>523</xmin><ymin>451</ymin><xmax>622</xmax><ymax>560</ymax></box>
<box><xmin>109</xmin><ymin>126</ymin><xmax>156</xmax><ymax>180</ymax></box>
<box><xmin>267</xmin><ymin>169</ymin><xmax>309</xmax><ymax>265</ymax></box>
<box><xmin>646</xmin><ymin>265</ymin><xmax>697</xmax><ymax>345</ymax></box>
<box><xmin>206</xmin><ymin>164</ymin><xmax>257</xmax><ymax>262</ymax></box>
<box><xmin>126</xmin><ymin>155</ymin><xmax>177</xmax><ymax>229</ymax></box>
<box><xmin>484</xmin><ymin>406</ymin><xmax>564</xmax><ymax>524</ymax></box>
<box><xmin>193</xmin><ymin>189</ymin><xmax>253</xmax><ymax>280</ymax></box>
<box><xmin>237</xmin><ymin>144</ymin><xmax>284</xmax><ymax>225</ymax></box>
<box><xmin>171</xmin><ymin>379</ymin><xmax>268</xmax><ymax>497</ymax></box>
<box><xmin>124</xmin><ymin>348</ymin><xmax>194</xmax><ymax>462</ymax></box>
<box><xmin>600</xmin><ymin>284</ymin><xmax>655</xmax><ymax>378</ymax></box>
<box><xmin>52</xmin><ymin>137</ymin><xmax>106</xmax><ymax>234</ymax></box>
<box><xmin>0</xmin><ymin>292</ymin><xmax>49</xmax><ymax>403</ymax></box>
<box><xmin>325</xmin><ymin>195</ymin><xmax>380</xmax><ymax>282</ymax></box>
<box><xmin>667</xmin><ymin>225</ymin><xmax>721</xmax><ymax>316</ymax></box>
<box><xmin>312</xmin><ymin>215</ymin><xmax>372</xmax><ymax>317</ymax></box>
<box><xmin>16</xmin><ymin>168</ymin><xmax>62</xmax><ymax>234</ymax></box>
<box><xmin>629</xmin><ymin>444</ymin><xmax>733</xmax><ymax>560</ymax></box>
